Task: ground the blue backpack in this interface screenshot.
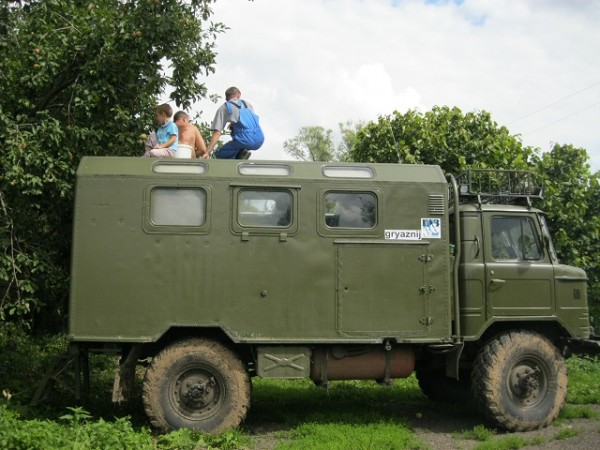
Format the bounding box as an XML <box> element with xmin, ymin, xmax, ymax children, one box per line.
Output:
<box><xmin>226</xmin><ymin>100</ymin><xmax>265</xmax><ymax>150</ymax></box>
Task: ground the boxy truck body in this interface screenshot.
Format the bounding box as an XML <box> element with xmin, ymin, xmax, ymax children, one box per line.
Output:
<box><xmin>54</xmin><ymin>157</ymin><xmax>595</xmax><ymax>433</ymax></box>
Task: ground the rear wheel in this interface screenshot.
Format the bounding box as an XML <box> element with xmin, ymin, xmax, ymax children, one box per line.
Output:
<box><xmin>471</xmin><ymin>330</ymin><xmax>567</xmax><ymax>431</ymax></box>
<box><xmin>142</xmin><ymin>338</ymin><xmax>250</xmax><ymax>433</ymax></box>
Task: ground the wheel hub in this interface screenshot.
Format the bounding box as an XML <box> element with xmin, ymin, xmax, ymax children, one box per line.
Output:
<box><xmin>176</xmin><ymin>375</ymin><xmax>218</xmax><ymax>410</ymax></box>
<box><xmin>509</xmin><ymin>363</ymin><xmax>544</xmax><ymax>406</ymax></box>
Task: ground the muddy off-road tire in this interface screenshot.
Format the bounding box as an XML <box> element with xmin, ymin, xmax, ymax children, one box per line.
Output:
<box><xmin>142</xmin><ymin>338</ymin><xmax>250</xmax><ymax>433</ymax></box>
<box><xmin>416</xmin><ymin>368</ymin><xmax>472</xmax><ymax>403</ymax></box>
<box><xmin>471</xmin><ymin>330</ymin><xmax>567</xmax><ymax>431</ymax></box>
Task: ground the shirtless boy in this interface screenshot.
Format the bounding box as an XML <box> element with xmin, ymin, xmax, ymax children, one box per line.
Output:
<box><xmin>173</xmin><ymin>111</ymin><xmax>209</xmax><ymax>159</ymax></box>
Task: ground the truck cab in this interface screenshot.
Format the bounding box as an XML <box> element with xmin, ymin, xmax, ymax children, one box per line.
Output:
<box><xmin>452</xmin><ymin>170</ymin><xmax>589</xmax><ymax>342</ymax></box>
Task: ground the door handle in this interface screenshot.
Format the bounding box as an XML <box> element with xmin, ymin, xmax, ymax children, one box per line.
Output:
<box><xmin>490</xmin><ymin>278</ymin><xmax>506</xmax><ymax>284</ymax></box>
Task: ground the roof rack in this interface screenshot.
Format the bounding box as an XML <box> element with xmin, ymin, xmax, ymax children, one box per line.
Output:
<box><xmin>454</xmin><ymin>169</ymin><xmax>543</xmax><ymax>206</ymax></box>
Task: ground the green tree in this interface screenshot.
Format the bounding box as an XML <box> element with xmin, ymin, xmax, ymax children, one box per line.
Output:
<box><xmin>337</xmin><ymin>120</ymin><xmax>364</xmax><ymax>162</ymax></box>
<box><xmin>0</xmin><ymin>0</ymin><xmax>225</xmax><ymax>328</ymax></box>
<box><xmin>284</xmin><ymin>126</ymin><xmax>337</xmax><ymax>162</ymax></box>
<box><xmin>350</xmin><ymin>106</ymin><xmax>534</xmax><ymax>173</ymax></box>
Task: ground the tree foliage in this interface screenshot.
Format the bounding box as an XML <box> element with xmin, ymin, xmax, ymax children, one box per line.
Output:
<box><xmin>336</xmin><ymin>120</ymin><xmax>364</xmax><ymax>162</ymax></box>
<box><xmin>283</xmin><ymin>126</ymin><xmax>337</xmax><ymax>162</ymax></box>
<box><xmin>350</xmin><ymin>106</ymin><xmax>534</xmax><ymax>173</ymax></box>
<box><xmin>0</xmin><ymin>0</ymin><xmax>224</xmax><ymax>328</ymax></box>
<box><xmin>284</xmin><ymin>123</ymin><xmax>362</xmax><ymax>162</ymax></box>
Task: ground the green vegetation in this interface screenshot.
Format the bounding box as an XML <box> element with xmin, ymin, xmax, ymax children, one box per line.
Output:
<box><xmin>0</xmin><ymin>0</ymin><xmax>224</xmax><ymax>328</ymax></box>
<box><xmin>472</xmin><ymin>435</ymin><xmax>545</xmax><ymax>450</ymax></box>
<box><xmin>283</xmin><ymin>126</ymin><xmax>338</xmax><ymax>162</ymax></box>
<box><xmin>248</xmin><ymin>378</ymin><xmax>424</xmax><ymax>427</ymax></box>
<box><xmin>558</xmin><ymin>404</ymin><xmax>599</xmax><ymax>420</ymax></box>
<box><xmin>248</xmin><ymin>378</ymin><xmax>427</xmax><ymax>450</ymax></box>
<box><xmin>0</xmin><ymin>406</ymin><xmax>248</xmax><ymax>450</ymax></box>
<box><xmin>555</xmin><ymin>427</ymin><xmax>580</xmax><ymax>440</ymax></box>
<box><xmin>0</xmin><ymin>406</ymin><xmax>153</xmax><ymax>450</ymax></box>
<box><xmin>454</xmin><ymin>426</ymin><xmax>545</xmax><ymax>449</ymax></box>
<box><xmin>454</xmin><ymin>424</ymin><xmax>497</xmax><ymax>441</ymax></box>
<box><xmin>349</xmin><ymin>106</ymin><xmax>534</xmax><ymax>173</ymax></box>
<box><xmin>276</xmin><ymin>422</ymin><xmax>426</xmax><ymax>450</ymax></box>
<box><xmin>567</xmin><ymin>356</ymin><xmax>600</xmax><ymax>404</ymax></box>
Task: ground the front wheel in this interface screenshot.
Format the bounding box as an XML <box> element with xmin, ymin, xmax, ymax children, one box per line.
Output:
<box><xmin>471</xmin><ymin>330</ymin><xmax>567</xmax><ymax>431</ymax></box>
<box><xmin>142</xmin><ymin>338</ymin><xmax>250</xmax><ymax>433</ymax></box>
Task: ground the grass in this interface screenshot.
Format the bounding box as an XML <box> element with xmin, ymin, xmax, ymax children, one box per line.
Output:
<box><xmin>566</xmin><ymin>355</ymin><xmax>600</xmax><ymax>404</ymax></box>
<box><xmin>558</xmin><ymin>404</ymin><xmax>599</xmax><ymax>420</ymax></box>
<box><xmin>453</xmin><ymin>424</ymin><xmax>497</xmax><ymax>441</ymax></box>
<box><xmin>555</xmin><ymin>427</ymin><xmax>580</xmax><ymax>440</ymax></box>
<box><xmin>248</xmin><ymin>378</ymin><xmax>428</xmax><ymax>450</ymax></box>
<box><xmin>275</xmin><ymin>422</ymin><xmax>427</xmax><ymax>450</ymax></box>
<box><xmin>453</xmin><ymin>425</ymin><xmax>548</xmax><ymax>449</ymax></box>
<box><xmin>247</xmin><ymin>377</ymin><xmax>425</xmax><ymax>428</ymax></box>
<box><xmin>472</xmin><ymin>435</ymin><xmax>545</xmax><ymax>450</ymax></box>
<box><xmin>1</xmin><ymin>323</ymin><xmax>600</xmax><ymax>449</ymax></box>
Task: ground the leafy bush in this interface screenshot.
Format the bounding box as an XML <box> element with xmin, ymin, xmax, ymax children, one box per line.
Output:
<box><xmin>0</xmin><ymin>405</ymin><xmax>249</xmax><ymax>450</ymax></box>
<box><xmin>0</xmin><ymin>323</ymin><xmax>66</xmax><ymax>403</ymax></box>
<box><xmin>0</xmin><ymin>405</ymin><xmax>154</xmax><ymax>450</ymax></box>
<box><xmin>566</xmin><ymin>356</ymin><xmax>600</xmax><ymax>404</ymax></box>
<box><xmin>0</xmin><ymin>0</ymin><xmax>224</xmax><ymax>330</ymax></box>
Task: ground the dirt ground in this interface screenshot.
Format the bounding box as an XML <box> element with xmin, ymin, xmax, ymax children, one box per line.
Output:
<box><xmin>409</xmin><ymin>403</ymin><xmax>600</xmax><ymax>449</ymax></box>
<box><xmin>249</xmin><ymin>403</ymin><xmax>600</xmax><ymax>449</ymax></box>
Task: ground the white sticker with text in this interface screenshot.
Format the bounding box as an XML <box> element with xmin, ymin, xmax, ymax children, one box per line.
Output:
<box><xmin>385</xmin><ymin>229</ymin><xmax>422</xmax><ymax>240</ymax></box>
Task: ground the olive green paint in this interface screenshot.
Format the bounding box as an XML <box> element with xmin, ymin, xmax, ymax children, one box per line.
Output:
<box><xmin>68</xmin><ymin>158</ymin><xmax>589</xmax><ymax>345</ymax></box>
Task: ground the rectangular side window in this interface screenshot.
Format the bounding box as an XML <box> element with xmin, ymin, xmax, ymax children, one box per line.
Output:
<box><xmin>150</xmin><ymin>188</ymin><xmax>206</xmax><ymax>226</ymax></box>
<box><xmin>491</xmin><ymin>217</ymin><xmax>542</xmax><ymax>261</ymax></box>
<box><xmin>238</xmin><ymin>190</ymin><xmax>292</xmax><ymax>228</ymax></box>
<box><xmin>325</xmin><ymin>192</ymin><xmax>376</xmax><ymax>229</ymax></box>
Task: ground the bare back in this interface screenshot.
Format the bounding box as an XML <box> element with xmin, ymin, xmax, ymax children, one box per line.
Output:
<box><xmin>177</xmin><ymin>122</ymin><xmax>208</xmax><ymax>159</ymax></box>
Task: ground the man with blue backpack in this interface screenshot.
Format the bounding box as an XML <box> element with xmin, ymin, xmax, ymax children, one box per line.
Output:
<box><xmin>208</xmin><ymin>86</ymin><xmax>265</xmax><ymax>159</ymax></box>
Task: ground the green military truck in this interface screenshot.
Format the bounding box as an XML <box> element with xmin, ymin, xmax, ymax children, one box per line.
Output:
<box><xmin>35</xmin><ymin>157</ymin><xmax>599</xmax><ymax>433</ymax></box>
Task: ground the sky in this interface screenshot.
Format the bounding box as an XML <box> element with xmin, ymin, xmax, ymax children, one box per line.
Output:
<box><xmin>186</xmin><ymin>0</ymin><xmax>600</xmax><ymax>171</ymax></box>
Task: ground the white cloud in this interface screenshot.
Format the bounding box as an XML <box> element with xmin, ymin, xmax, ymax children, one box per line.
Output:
<box><xmin>190</xmin><ymin>0</ymin><xmax>600</xmax><ymax>170</ymax></box>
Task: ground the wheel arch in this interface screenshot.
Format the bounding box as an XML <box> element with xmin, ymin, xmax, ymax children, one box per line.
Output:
<box><xmin>447</xmin><ymin>320</ymin><xmax>571</xmax><ymax>377</ymax></box>
<box><xmin>468</xmin><ymin>320</ymin><xmax>572</xmax><ymax>351</ymax></box>
<box><xmin>140</xmin><ymin>326</ymin><xmax>254</xmax><ymax>364</ymax></box>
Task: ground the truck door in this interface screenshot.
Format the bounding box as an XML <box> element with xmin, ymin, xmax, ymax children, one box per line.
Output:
<box><xmin>484</xmin><ymin>214</ymin><xmax>554</xmax><ymax>316</ymax></box>
<box><xmin>326</xmin><ymin>190</ymin><xmax>436</xmax><ymax>339</ymax></box>
<box><xmin>336</xmin><ymin>241</ymin><xmax>431</xmax><ymax>338</ymax></box>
